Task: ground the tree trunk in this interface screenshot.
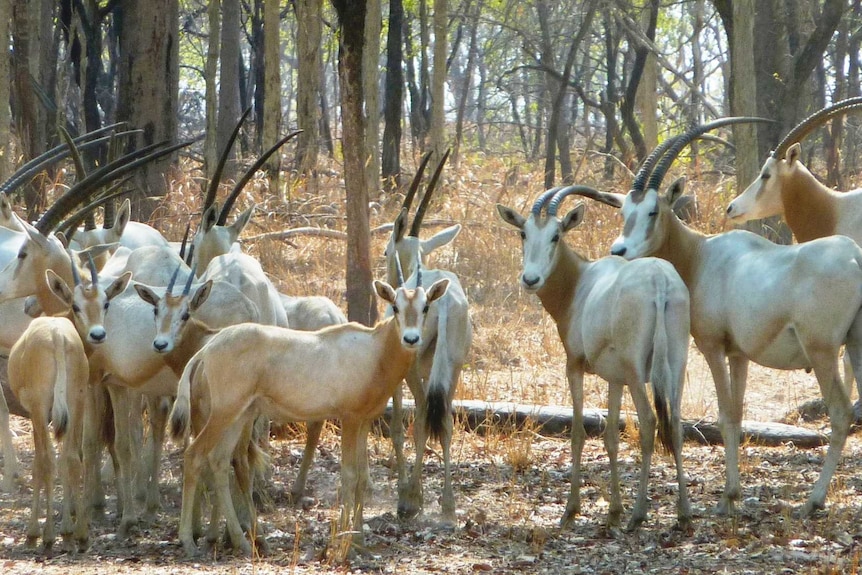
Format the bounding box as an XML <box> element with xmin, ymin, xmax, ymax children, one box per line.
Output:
<box><xmin>216</xmin><ymin>0</ymin><xmax>242</xmax><ymax>184</ymax></box>
<box><xmin>635</xmin><ymin>2</ymin><xmax>658</xmax><ymax>151</ymax></box>
<box><xmin>11</xmin><ymin>0</ymin><xmax>42</xmax><ymax>218</ymax></box>
<box><xmin>204</xmin><ymin>0</ymin><xmax>221</xmax><ymax>183</ymax></box>
<box><xmin>295</xmin><ymin>0</ymin><xmax>322</xmax><ymax>183</ymax></box>
<box><xmin>429</xmin><ymin>0</ymin><xmax>447</xmax><ymax>158</ymax></box>
<box><xmin>619</xmin><ymin>0</ymin><xmax>658</xmax><ymax>164</ymax></box>
<box><xmin>381</xmin><ymin>0</ymin><xmax>404</xmax><ymax>192</ymax></box>
<box><xmin>364</xmin><ymin>0</ymin><xmax>381</xmax><ymax>199</ymax></box>
<box><xmin>729</xmin><ymin>0</ymin><xmax>759</xmax><ymax>191</ymax></box>
<box><xmin>331</xmin><ymin>0</ymin><xmax>374</xmax><ymax>325</ymax></box>
<box><xmin>263</xmin><ymin>0</ymin><xmax>282</xmax><ymax>190</ymax></box>
<box><xmin>0</xmin><ymin>0</ymin><xmax>10</xmax><ymax>181</ymax></box>
<box><xmin>452</xmin><ymin>0</ymin><xmax>480</xmax><ymax>167</ymax></box>
<box><xmin>115</xmin><ymin>0</ymin><xmax>179</xmax><ymax>221</ymax></box>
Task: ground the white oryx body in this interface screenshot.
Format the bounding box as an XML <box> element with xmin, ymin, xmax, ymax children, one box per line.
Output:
<box><xmin>497</xmin><ymin>187</ymin><xmax>691</xmax><ymax>530</ymax></box>
<box><xmin>612</xmin><ymin>173</ymin><xmax>862</xmax><ymax>516</ymax></box>
<box><xmin>169</xmin><ymin>276</ymin><xmax>450</xmax><ymax>557</ymax></box>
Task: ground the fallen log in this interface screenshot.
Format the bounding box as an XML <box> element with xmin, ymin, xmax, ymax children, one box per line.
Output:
<box><xmin>381</xmin><ymin>399</ymin><xmax>829</xmax><ymax>449</ymax></box>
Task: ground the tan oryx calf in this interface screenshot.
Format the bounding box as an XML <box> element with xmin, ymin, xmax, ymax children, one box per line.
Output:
<box><xmin>5</xmin><ymin>256</ymin><xmax>129</xmax><ymax>550</ymax></box>
<box><xmin>169</xmin><ymin>267</ymin><xmax>450</xmax><ymax>557</ymax></box>
<box><xmin>497</xmin><ymin>187</ymin><xmax>691</xmax><ymax>531</ymax></box>
<box><xmin>384</xmin><ymin>151</ymin><xmax>472</xmax><ymax>523</ymax></box>
<box><xmin>609</xmin><ymin>118</ymin><xmax>862</xmax><ymax>516</ymax></box>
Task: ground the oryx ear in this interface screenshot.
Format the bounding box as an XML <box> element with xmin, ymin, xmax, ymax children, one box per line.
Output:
<box><xmin>665</xmin><ymin>176</ymin><xmax>686</xmax><ymax>205</ymax></box>
<box><xmin>786</xmin><ymin>142</ymin><xmax>802</xmax><ymax>165</ymax></box>
<box><xmin>110</xmin><ymin>199</ymin><xmax>132</xmax><ymax>236</ymax></box>
<box><xmin>106</xmin><ymin>271</ymin><xmax>133</xmax><ymax>301</ymax></box>
<box><xmin>496</xmin><ymin>204</ymin><xmax>525</xmax><ymax>230</ymax></box>
<box><xmin>425</xmin><ymin>278</ymin><xmax>450</xmax><ymax>303</ymax></box>
<box><xmin>229</xmin><ymin>205</ymin><xmax>255</xmax><ymax>238</ymax></box>
<box><xmin>190</xmin><ymin>280</ymin><xmax>213</xmax><ymax>311</ymax></box>
<box><xmin>373</xmin><ymin>280</ymin><xmax>397</xmax><ymax>305</ymax></box>
<box><xmin>561</xmin><ymin>204</ymin><xmax>586</xmax><ymax>232</ymax></box>
<box><xmin>46</xmin><ymin>269</ymin><xmax>74</xmax><ymax>308</ymax></box>
<box><xmin>0</xmin><ymin>192</ymin><xmax>14</xmax><ymax>222</ymax></box>
<box><xmin>134</xmin><ymin>283</ymin><xmax>160</xmax><ymax>307</ymax></box>
<box><xmin>421</xmin><ymin>224</ymin><xmax>461</xmax><ymax>255</ymax></box>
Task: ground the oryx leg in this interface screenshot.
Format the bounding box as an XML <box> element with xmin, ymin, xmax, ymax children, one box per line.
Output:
<box><xmin>208</xmin><ymin>417</ymin><xmax>252</xmax><ymax>556</ymax></box>
<box><xmin>399</xmin><ymin>375</ymin><xmax>427</xmax><ymax>520</ymax></box>
<box><xmin>604</xmin><ymin>380</ymin><xmax>624</xmax><ymax>529</ymax></box>
<box><xmin>626</xmin><ymin>378</ymin><xmax>656</xmax><ymax>531</ymax></box>
<box><xmin>27</xmin><ymin>413</ymin><xmax>54</xmax><ymax>548</ymax></box>
<box><xmin>141</xmin><ymin>394</ymin><xmax>169</xmax><ymax>515</ymax></box>
<box><xmin>561</xmin><ymin>359</ymin><xmax>586</xmax><ymax>528</ymax></box>
<box><xmin>390</xmin><ymin>383</ymin><xmax>409</xmax><ymax>501</ymax></box>
<box><xmin>0</xmin><ymin>386</ymin><xmax>19</xmax><ymax>491</ymax></box>
<box><xmin>289</xmin><ymin>420</ymin><xmax>323</xmax><ymax>503</ymax></box>
<box><xmin>339</xmin><ymin>417</ymin><xmax>369</xmax><ymax>551</ymax></box>
<box><xmin>105</xmin><ymin>384</ymin><xmax>139</xmax><ymax>537</ymax></box>
<box><xmin>59</xmin><ymin>385</ymin><xmax>85</xmax><ymax>549</ymax></box>
<box><xmin>439</xmin><ymin>384</ymin><xmax>457</xmax><ymax>524</ymax></box>
<box><xmin>803</xmin><ymin>350</ymin><xmax>852</xmax><ymax>515</ymax></box>
<box><xmin>702</xmin><ymin>348</ymin><xmax>747</xmax><ymax>515</ymax></box>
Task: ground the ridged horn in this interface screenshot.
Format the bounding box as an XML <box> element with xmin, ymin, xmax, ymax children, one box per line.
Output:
<box><xmin>183</xmin><ymin>264</ymin><xmax>197</xmax><ymax>295</ymax></box>
<box><xmin>531</xmin><ymin>187</ymin><xmax>565</xmax><ymax>215</ymax></box>
<box><xmin>647</xmin><ymin>117</ymin><xmax>774</xmax><ymax>194</ymax></box>
<box><xmin>68</xmin><ymin>249</ymin><xmax>81</xmax><ymax>287</ymax></box>
<box><xmin>178</xmin><ymin>220</ymin><xmax>192</xmax><ymax>262</ymax></box>
<box><xmin>35</xmin><ymin>139</ymin><xmax>194</xmax><ymax>235</ymax></box>
<box><xmin>395</xmin><ymin>252</ymin><xmax>405</xmax><ymax>287</ymax></box>
<box><xmin>216</xmin><ymin>130</ymin><xmax>302</xmax><ymax>226</ymax></box>
<box><xmin>396</xmin><ymin>151</ymin><xmax>433</xmax><ymax>241</ymax></box>
<box><xmin>409</xmin><ymin>148</ymin><xmax>450</xmax><ymax>237</ymax></box>
<box><xmin>547</xmin><ymin>185</ymin><xmax>616</xmax><ymax>216</ymax></box>
<box><xmin>630</xmin><ymin>136</ymin><xmax>684</xmax><ymax>199</ymax></box>
<box><xmin>415</xmin><ymin>264</ymin><xmax>422</xmax><ymax>289</ymax></box>
<box><xmin>773</xmin><ymin>96</ymin><xmax>862</xmax><ymax>158</ymax></box>
<box><xmin>202</xmin><ymin>107</ymin><xmax>252</xmax><ymax>218</ymax></box>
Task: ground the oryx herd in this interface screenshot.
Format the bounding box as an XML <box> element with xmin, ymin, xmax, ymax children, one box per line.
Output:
<box><xmin>0</xmin><ymin>101</ymin><xmax>861</xmax><ymax>559</ymax></box>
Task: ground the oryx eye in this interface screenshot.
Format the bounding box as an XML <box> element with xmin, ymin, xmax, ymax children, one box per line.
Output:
<box><xmin>72</xmin><ymin>304</ymin><xmax>81</xmax><ymax>314</ymax></box>
<box><xmin>17</xmin><ymin>250</ymin><xmax>25</xmax><ymax>259</ymax></box>
<box><xmin>551</xmin><ymin>233</ymin><xmax>560</xmax><ymax>243</ymax></box>
<box><xmin>153</xmin><ymin>308</ymin><xmax>158</xmax><ymax>317</ymax></box>
<box><xmin>761</xmin><ymin>173</ymin><xmax>770</xmax><ymax>180</ymax></box>
<box><xmin>392</xmin><ymin>305</ymin><xmax>399</xmax><ymax>314</ymax></box>
<box><xmin>648</xmin><ymin>209</ymin><xmax>658</xmax><ymax>217</ymax></box>
<box><xmin>423</xmin><ymin>304</ymin><xmax>430</xmax><ymax>314</ymax></box>
<box><xmin>181</xmin><ymin>312</ymin><xmax>190</xmax><ymax>321</ymax></box>
<box><xmin>519</xmin><ymin>231</ymin><xmax>526</xmax><ymax>240</ymax></box>
<box><xmin>103</xmin><ymin>302</ymin><xmax>110</xmax><ymax>310</ymax></box>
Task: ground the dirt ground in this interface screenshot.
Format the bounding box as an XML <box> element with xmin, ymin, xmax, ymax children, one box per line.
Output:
<box><xmin>0</xmin><ymin>344</ymin><xmax>861</xmax><ymax>575</ymax></box>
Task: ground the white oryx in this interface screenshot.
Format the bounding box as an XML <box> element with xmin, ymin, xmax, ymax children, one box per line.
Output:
<box><xmin>608</xmin><ymin>118</ymin><xmax>862</xmax><ymax>516</ymax></box>
<box><xmin>169</xmin><ymin>263</ymin><xmax>450</xmax><ymax>557</ymax></box>
<box><xmin>383</xmin><ymin>151</ymin><xmax>472</xmax><ymax>523</ymax></box>
<box><xmin>497</xmin><ymin>187</ymin><xmax>691</xmax><ymax>530</ymax></box>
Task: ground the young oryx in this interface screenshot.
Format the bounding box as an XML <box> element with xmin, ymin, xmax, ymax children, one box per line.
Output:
<box><xmin>6</xmin><ymin>255</ymin><xmax>129</xmax><ymax>550</ymax></box>
<box><xmin>609</xmin><ymin>119</ymin><xmax>862</xmax><ymax>516</ymax></box>
<box><xmin>497</xmin><ymin>187</ymin><xmax>691</xmax><ymax>531</ymax></box>
<box><xmin>169</xmin><ymin>265</ymin><xmax>450</xmax><ymax>557</ymax></box>
<box><xmin>384</xmin><ymin>151</ymin><xmax>472</xmax><ymax>523</ymax></box>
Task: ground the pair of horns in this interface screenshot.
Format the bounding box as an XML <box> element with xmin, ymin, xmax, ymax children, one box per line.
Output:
<box><xmin>393</xmin><ymin>252</ymin><xmax>422</xmax><ymax>289</ymax></box>
<box><xmin>69</xmin><ymin>250</ymin><xmax>98</xmax><ymax>289</ymax></box>
<box><xmin>631</xmin><ymin>117</ymin><xmax>774</xmax><ymax>198</ymax></box>
<box><xmin>772</xmin><ymin>96</ymin><xmax>862</xmax><ymax>159</ymax></box>
<box><xmin>166</xmin><ymin>261</ymin><xmax>196</xmax><ymax>297</ymax></box>
<box><xmin>201</xmin><ymin>107</ymin><xmax>302</xmax><ymax>228</ymax></box>
<box><xmin>397</xmin><ymin>149</ymin><xmax>451</xmax><ymax>240</ymax></box>
<box><xmin>530</xmin><ymin>185</ymin><xmax>621</xmax><ymax>217</ymax></box>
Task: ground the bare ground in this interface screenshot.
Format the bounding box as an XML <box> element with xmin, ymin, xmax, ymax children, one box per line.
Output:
<box><xmin>1</xmin><ymin>346</ymin><xmax>861</xmax><ymax>575</ymax></box>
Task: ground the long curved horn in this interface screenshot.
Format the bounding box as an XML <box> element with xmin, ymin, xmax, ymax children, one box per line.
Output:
<box><xmin>216</xmin><ymin>129</ymin><xmax>302</xmax><ymax>226</ymax></box>
<box><xmin>547</xmin><ymin>185</ymin><xmax>620</xmax><ymax>216</ymax></box>
<box><xmin>395</xmin><ymin>252</ymin><xmax>405</xmax><ymax>287</ymax></box>
<box><xmin>397</xmin><ymin>151</ymin><xmax>433</xmax><ymax>241</ymax></box>
<box><xmin>647</xmin><ymin>117</ymin><xmax>774</xmax><ymax>193</ymax></box>
<box><xmin>202</xmin><ymin>107</ymin><xmax>252</xmax><ymax>218</ymax></box>
<box><xmin>773</xmin><ymin>96</ymin><xmax>862</xmax><ymax>158</ymax></box>
<box><xmin>35</xmin><ymin>138</ymin><xmax>194</xmax><ymax>235</ymax></box>
<box><xmin>0</xmin><ymin>124</ymin><xmax>132</xmax><ymax>196</ymax></box>
<box><xmin>409</xmin><ymin>148</ymin><xmax>451</xmax><ymax>236</ymax></box>
<box><xmin>166</xmin><ymin>261</ymin><xmax>183</xmax><ymax>295</ymax></box>
<box><xmin>415</xmin><ymin>264</ymin><xmax>422</xmax><ymax>289</ymax></box>
<box><xmin>630</xmin><ymin>136</ymin><xmax>684</xmax><ymax>199</ymax></box>
<box><xmin>183</xmin><ymin>264</ymin><xmax>197</xmax><ymax>295</ymax></box>
<box><xmin>87</xmin><ymin>252</ymin><xmax>98</xmax><ymax>286</ymax></box>
<box><xmin>178</xmin><ymin>220</ymin><xmax>192</xmax><ymax>261</ymax></box>
<box><xmin>57</xmin><ymin>179</ymin><xmax>133</xmax><ymax>240</ymax></box>
<box><xmin>532</xmin><ymin>186</ymin><xmax>565</xmax><ymax>216</ymax></box>
<box><xmin>184</xmin><ymin>243</ymin><xmax>196</xmax><ymax>267</ymax></box>
<box><xmin>68</xmin><ymin>249</ymin><xmax>82</xmax><ymax>287</ymax></box>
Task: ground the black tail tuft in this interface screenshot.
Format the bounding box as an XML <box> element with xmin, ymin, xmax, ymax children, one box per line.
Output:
<box><xmin>653</xmin><ymin>386</ymin><xmax>674</xmax><ymax>454</ymax></box>
<box><xmin>426</xmin><ymin>386</ymin><xmax>449</xmax><ymax>443</ymax></box>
